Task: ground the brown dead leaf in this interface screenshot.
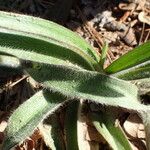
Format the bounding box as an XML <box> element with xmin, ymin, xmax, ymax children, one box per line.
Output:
<box><xmin>119</xmin><ymin>27</ymin><xmax>137</xmax><ymax>46</ymax></box>
<box><xmin>86</xmin><ymin>125</ymin><xmax>105</xmax><ymax>142</ymax></box>
<box><xmin>15</xmin><ymin>138</ymin><xmax>35</xmax><ymax>150</ymax></box>
<box><xmin>30</xmin><ymin>128</ymin><xmax>42</xmax><ymax>142</ymax></box>
<box><xmin>130</xmin><ymin>139</ymin><xmax>147</xmax><ymax>150</ymax></box>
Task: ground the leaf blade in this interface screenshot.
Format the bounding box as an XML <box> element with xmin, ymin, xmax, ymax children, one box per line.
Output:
<box><xmin>2</xmin><ymin>90</ymin><xmax>67</xmax><ymax>150</ymax></box>
<box><xmin>90</xmin><ymin>112</ymin><xmax>132</xmax><ymax>150</ymax></box>
<box><xmin>0</xmin><ymin>11</ymin><xmax>101</xmax><ymax>71</ymax></box>
<box><xmin>112</xmin><ymin>60</ymin><xmax>150</xmax><ymax>80</ymax></box>
<box><xmin>65</xmin><ymin>101</ymin><xmax>79</xmax><ymax>150</ymax></box>
<box><xmin>105</xmin><ymin>42</ymin><xmax>150</xmax><ymax>73</ymax></box>
<box><xmin>0</xmin><ymin>34</ymin><xmax>97</xmax><ymax>71</ymax></box>
<box><xmin>39</xmin><ymin>114</ymin><xmax>66</xmax><ymax>150</ymax></box>
<box><xmin>0</xmin><ymin>11</ymin><xmax>99</xmax><ymax>61</ymax></box>
<box><xmin>24</xmin><ymin>62</ymin><xmax>148</xmax><ymax>113</ymax></box>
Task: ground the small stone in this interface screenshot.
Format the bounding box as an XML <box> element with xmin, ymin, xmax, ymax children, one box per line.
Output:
<box><xmin>123</xmin><ymin>114</ymin><xmax>144</xmax><ymax>138</ymax></box>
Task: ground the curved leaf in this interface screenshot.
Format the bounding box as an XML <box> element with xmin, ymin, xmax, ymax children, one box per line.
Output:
<box><xmin>105</xmin><ymin>42</ymin><xmax>150</xmax><ymax>73</ymax></box>
<box><xmin>39</xmin><ymin>114</ymin><xmax>66</xmax><ymax>150</ymax></box>
<box><xmin>65</xmin><ymin>101</ymin><xmax>79</xmax><ymax>150</ymax></box>
<box><xmin>0</xmin><ymin>11</ymin><xmax>99</xmax><ymax>61</ymax></box>
<box><xmin>24</xmin><ymin>62</ymin><xmax>148</xmax><ymax>112</ymax></box>
<box><xmin>1</xmin><ymin>11</ymin><xmax>150</xmax><ymax>150</ymax></box>
<box><xmin>0</xmin><ymin>34</ymin><xmax>98</xmax><ymax>71</ymax></box>
<box><xmin>0</xmin><ymin>11</ymin><xmax>101</xmax><ymax>71</ymax></box>
<box><xmin>90</xmin><ymin>112</ymin><xmax>132</xmax><ymax>150</ymax></box>
<box><xmin>2</xmin><ymin>90</ymin><xmax>67</xmax><ymax>150</ymax></box>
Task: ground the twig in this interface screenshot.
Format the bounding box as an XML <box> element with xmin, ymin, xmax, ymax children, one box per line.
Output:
<box><xmin>139</xmin><ymin>23</ymin><xmax>145</xmax><ymax>45</ymax></box>
<box><xmin>6</xmin><ymin>75</ymin><xmax>28</xmax><ymax>89</ymax></box>
<box><xmin>119</xmin><ymin>3</ymin><xmax>138</xmax><ymax>23</ymax></box>
<box><xmin>144</xmin><ymin>30</ymin><xmax>150</xmax><ymax>42</ymax></box>
<box><xmin>76</xmin><ymin>6</ymin><xmax>103</xmax><ymax>46</ymax></box>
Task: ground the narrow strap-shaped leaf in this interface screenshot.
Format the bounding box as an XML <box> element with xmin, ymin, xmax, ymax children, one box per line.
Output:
<box><xmin>77</xmin><ymin>100</ymin><xmax>88</xmax><ymax>150</ymax></box>
<box><xmin>50</xmin><ymin>115</ymin><xmax>66</xmax><ymax>150</ymax></box>
<box><xmin>2</xmin><ymin>90</ymin><xmax>67</xmax><ymax>150</ymax></box>
<box><xmin>0</xmin><ymin>11</ymin><xmax>99</xmax><ymax>62</ymax></box>
<box><xmin>99</xmin><ymin>42</ymin><xmax>108</xmax><ymax>69</ymax></box>
<box><xmin>0</xmin><ymin>11</ymin><xmax>101</xmax><ymax>71</ymax></box>
<box><xmin>90</xmin><ymin>112</ymin><xmax>132</xmax><ymax>150</ymax></box>
<box><xmin>0</xmin><ymin>34</ymin><xmax>98</xmax><ymax>71</ymax></box>
<box><xmin>24</xmin><ymin>62</ymin><xmax>149</xmax><ymax>113</ymax></box>
<box><xmin>65</xmin><ymin>101</ymin><xmax>79</xmax><ymax>150</ymax></box>
<box><xmin>105</xmin><ymin>42</ymin><xmax>150</xmax><ymax>73</ymax></box>
<box><xmin>39</xmin><ymin>114</ymin><xmax>66</xmax><ymax>150</ymax></box>
<box><xmin>112</xmin><ymin>61</ymin><xmax>150</xmax><ymax>80</ymax></box>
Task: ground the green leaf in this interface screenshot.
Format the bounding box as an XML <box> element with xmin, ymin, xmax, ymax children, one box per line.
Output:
<box><xmin>90</xmin><ymin>112</ymin><xmax>132</xmax><ymax>150</ymax></box>
<box><xmin>105</xmin><ymin>42</ymin><xmax>150</xmax><ymax>73</ymax></box>
<box><xmin>0</xmin><ymin>11</ymin><xmax>101</xmax><ymax>71</ymax></box>
<box><xmin>99</xmin><ymin>42</ymin><xmax>108</xmax><ymax>69</ymax></box>
<box><xmin>0</xmin><ymin>54</ymin><xmax>22</xmax><ymax>77</ymax></box>
<box><xmin>24</xmin><ymin>62</ymin><xmax>148</xmax><ymax>113</ymax></box>
<box><xmin>1</xmin><ymin>11</ymin><xmax>150</xmax><ymax>150</ymax></box>
<box><xmin>112</xmin><ymin>61</ymin><xmax>150</xmax><ymax>80</ymax></box>
<box><xmin>0</xmin><ymin>35</ymin><xmax>98</xmax><ymax>71</ymax></box>
<box><xmin>2</xmin><ymin>90</ymin><xmax>67</xmax><ymax>150</ymax></box>
<box><xmin>39</xmin><ymin>114</ymin><xmax>66</xmax><ymax>150</ymax></box>
<box><xmin>49</xmin><ymin>115</ymin><xmax>66</xmax><ymax>150</ymax></box>
<box><xmin>65</xmin><ymin>101</ymin><xmax>79</xmax><ymax>150</ymax></box>
<box><xmin>0</xmin><ymin>11</ymin><xmax>99</xmax><ymax>61</ymax></box>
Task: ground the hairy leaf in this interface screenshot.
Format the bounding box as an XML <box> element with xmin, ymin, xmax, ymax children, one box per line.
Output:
<box><xmin>24</xmin><ymin>62</ymin><xmax>149</xmax><ymax>113</ymax></box>
<box><xmin>65</xmin><ymin>101</ymin><xmax>79</xmax><ymax>150</ymax></box>
<box><xmin>1</xmin><ymin>11</ymin><xmax>150</xmax><ymax>150</ymax></box>
<box><xmin>90</xmin><ymin>112</ymin><xmax>132</xmax><ymax>150</ymax></box>
<box><xmin>2</xmin><ymin>90</ymin><xmax>67</xmax><ymax>150</ymax></box>
<box><xmin>0</xmin><ymin>11</ymin><xmax>101</xmax><ymax>71</ymax></box>
<box><xmin>40</xmin><ymin>114</ymin><xmax>66</xmax><ymax>150</ymax></box>
<box><xmin>0</xmin><ymin>11</ymin><xmax>99</xmax><ymax>61</ymax></box>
